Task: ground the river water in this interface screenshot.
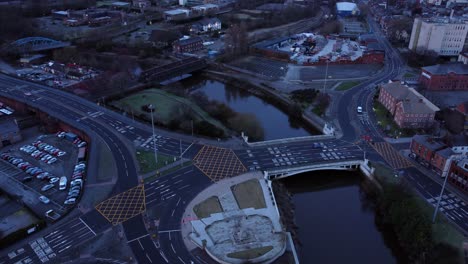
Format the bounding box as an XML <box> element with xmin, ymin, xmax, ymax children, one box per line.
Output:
<box><xmin>182</xmin><ymin>77</ymin><xmax>398</xmax><ymax>263</ymax></box>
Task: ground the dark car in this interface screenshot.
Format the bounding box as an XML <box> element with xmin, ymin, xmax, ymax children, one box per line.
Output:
<box><xmin>22</xmin><ymin>176</ymin><xmax>33</xmax><ymax>183</ymax></box>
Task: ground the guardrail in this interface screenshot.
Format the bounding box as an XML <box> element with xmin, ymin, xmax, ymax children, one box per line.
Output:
<box><xmin>244</xmin><ymin>134</ymin><xmax>335</xmax><ymax>147</ymax></box>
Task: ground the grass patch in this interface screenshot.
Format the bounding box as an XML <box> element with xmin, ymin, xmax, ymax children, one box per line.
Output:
<box><xmin>136</xmin><ymin>150</ymin><xmax>175</xmax><ymax>174</ymax></box>
<box><xmin>231</xmin><ymin>179</ymin><xmax>266</xmax><ymax>209</ymax></box>
<box><xmin>111</xmin><ymin>89</ymin><xmax>228</xmax><ymax>133</ymax></box>
<box><xmin>373</xmin><ymin>101</ymin><xmax>415</xmax><ymax>138</ymax></box>
<box><xmin>403</xmin><ymin>72</ymin><xmax>416</xmax><ymax>78</ymax></box>
<box><xmin>227</xmin><ymin>246</ymin><xmax>273</xmax><ymax>259</ymax></box>
<box><xmin>193</xmin><ymin>196</ymin><xmax>223</xmax><ymax>219</ymax></box>
<box><xmin>335</xmin><ymin>81</ymin><xmax>361</xmax><ymax>91</ymax></box>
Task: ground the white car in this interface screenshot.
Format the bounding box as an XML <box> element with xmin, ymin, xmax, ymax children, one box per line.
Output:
<box><xmin>41</xmin><ymin>184</ymin><xmax>54</xmax><ymax>192</ymax></box>
<box><xmin>64</xmin><ymin>198</ymin><xmax>76</xmax><ymax>205</ymax></box>
<box><xmin>38</xmin><ymin>195</ymin><xmax>50</xmax><ymax>204</ymax></box>
<box><xmin>47</xmin><ymin>157</ymin><xmax>57</xmax><ymax>164</ymax></box>
<box><xmin>357</xmin><ymin>106</ymin><xmax>363</xmax><ymax>113</ymax></box>
<box><xmin>57</xmin><ymin>151</ymin><xmax>66</xmax><ymax>157</ymax></box>
<box><xmin>49</xmin><ymin>177</ymin><xmax>60</xmax><ymax>184</ymax></box>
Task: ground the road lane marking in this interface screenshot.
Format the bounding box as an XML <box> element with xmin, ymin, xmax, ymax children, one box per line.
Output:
<box><xmin>127</xmin><ymin>234</ymin><xmax>149</xmax><ymax>243</ymax></box>
<box><xmin>178</xmin><ymin>256</ymin><xmax>186</xmax><ymax>264</ymax></box>
<box><xmin>146</xmin><ymin>253</ymin><xmax>153</xmax><ymax>263</ymax></box>
<box><xmin>158</xmin><ymin>229</ymin><xmax>181</xmax><ymax>233</ymax></box>
<box><xmin>138</xmin><ymin>239</ymin><xmax>144</xmax><ymax>250</ymax></box>
<box><xmin>159</xmin><ymin>251</ymin><xmax>169</xmax><ymax>263</ymax></box>
<box><xmin>79</xmin><ymin>217</ymin><xmax>97</xmax><ymax>236</ymax></box>
<box><xmin>171</xmin><ymin>243</ymin><xmax>176</xmax><ymax>253</ymax></box>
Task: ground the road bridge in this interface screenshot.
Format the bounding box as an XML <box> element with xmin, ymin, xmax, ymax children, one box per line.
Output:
<box><xmin>139</xmin><ymin>56</ymin><xmax>207</xmax><ymax>83</ymax></box>
<box><xmin>7</xmin><ymin>37</ymin><xmax>70</xmax><ymax>54</ymax></box>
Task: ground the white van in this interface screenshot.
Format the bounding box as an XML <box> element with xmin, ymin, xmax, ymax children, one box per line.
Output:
<box><xmin>59</xmin><ymin>176</ymin><xmax>67</xmax><ymax>191</ymax></box>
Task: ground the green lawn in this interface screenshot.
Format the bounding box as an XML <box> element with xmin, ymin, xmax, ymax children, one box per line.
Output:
<box><xmin>335</xmin><ymin>81</ymin><xmax>361</xmax><ymax>91</ymax></box>
<box><xmin>373</xmin><ymin>101</ymin><xmax>415</xmax><ymax>138</ymax></box>
<box><xmin>193</xmin><ymin>196</ymin><xmax>223</xmax><ymax>219</ymax></box>
<box><xmin>111</xmin><ymin>89</ymin><xmax>228</xmax><ymax>133</ymax></box>
<box><xmin>136</xmin><ymin>150</ymin><xmax>175</xmax><ymax>174</ymax></box>
<box><xmin>227</xmin><ymin>246</ymin><xmax>273</xmax><ymax>259</ymax></box>
<box><xmin>231</xmin><ymin>179</ymin><xmax>266</xmax><ymax>209</ymax></box>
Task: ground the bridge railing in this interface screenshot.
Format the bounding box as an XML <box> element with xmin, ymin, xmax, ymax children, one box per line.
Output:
<box><xmin>245</xmin><ymin>134</ymin><xmax>336</xmax><ymax>147</ymax></box>
<box><xmin>265</xmin><ymin>159</ymin><xmax>364</xmax><ymax>174</ymax></box>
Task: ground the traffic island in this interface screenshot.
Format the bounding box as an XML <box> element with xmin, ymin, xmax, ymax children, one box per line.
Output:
<box><xmin>181</xmin><ymin>172</ymin><xmax>287</xmax><ymax>264</ymax></box>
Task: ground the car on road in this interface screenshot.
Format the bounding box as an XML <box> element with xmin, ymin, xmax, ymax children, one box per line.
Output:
<box><xmin>38</xmin><ymin>195</ymin><xmax>50</xmax><ymax>204</ymax></box>
<box><xmin>41</xmin><ymin>184</ymin><xmax>54</xmax><ymax>192</ymax></box>
<box><xmin>357</xmin><ymin>106</ymin><xmax>363</xmax><ymax>113</ymax></box>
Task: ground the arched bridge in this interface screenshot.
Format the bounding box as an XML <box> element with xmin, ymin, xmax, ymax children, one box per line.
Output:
<box><xmin>8</xmin><ymin>37</ymin><xmax>70</xmax><ymax>54</ymax></box>
<box><xmin>264</xmin><ymin>159</ymin><xmax>369</xmax><ymax>180</ymax></box>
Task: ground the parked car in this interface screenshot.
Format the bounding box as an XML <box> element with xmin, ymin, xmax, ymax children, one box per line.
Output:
<box><xmin>49</xmin><ymin>177</ymin><xmax>60</xmax><ymax>184</ymax></box>
<box><xmin>41</xmin><ymin>184</ymin><xmax>54</xmax><ymax>192</ymax></box>
<box><xmin>77</xmin><ymin>141</ymin><xmax>87</xmax><ymax>148</ymax></box>
<box><xmin>47</xmin><ymin>157</ymin><xmax>57</xmax><ymax>164</ymax></box>
<box><xmin>22</xmin><ymin>176</ymin><xmax>33</xmax><ymax>183</ymax></box>
<box><xmin>37</xmin><ymin>172</ymin><xmax>50</xmax><ymax>180</ymax></box>
<box><xmin>57</xmin><ymin>151</ymin><xmax>66</xmax><ymax>157</ymax></box>
<box><xmin>38</xmin><ymin>195</ymin><xmax>50</xmax><ymax>204</ymax></box>
<box><xmin>64</xmin><ymin>198</ymin><xmax>76</xmax><ymax>205</ymax></box>
<box><xmin>59</xmin><ymin>176</ymin><xmax>67</xmax><ymax>191</ymax></box>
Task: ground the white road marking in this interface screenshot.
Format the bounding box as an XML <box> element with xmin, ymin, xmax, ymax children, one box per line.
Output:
<box><xmin>178</xmin><ymin>256</ymin><xmax>186</xmax><ymax>264</ymax></box>
<box><xmin>146</xmin><ymin>253</ymin><xmax>153</xmax><ymax>263</ymax></box>
<box><xmin>127</xmin><ymin>234</ymin><xmax>149</xmax><ymax>243</ymax></box>
<box><xmin>79</xmin><ymin>218</ymin><xmax>97</xmax><ymax>236</ymax></box>
<box><xmin>171</xmin><ymin>243</ymin><xmax>176</xmax><ymax>253</ymax></box>
<box><xmin>158</xmin><ymin>229</ymin><xmax>181</xmax><ymax>233</ymax></box>
<box><xmin>138</xmin><ymin>239</ymin><xmax>144</xmax><ymax>250</ymax></box>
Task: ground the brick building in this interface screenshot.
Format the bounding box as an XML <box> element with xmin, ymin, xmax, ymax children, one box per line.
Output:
<box><xmin>378</xmin><ymin>82</ymin><xmax>440</xmax><ymax>129</ymax></box>
<box><xmin>432</xmin><ymin>147</ymin><xmax>454</xmax><ymax>175</ymax></box>
<box><xmin>419</xmin><ymin>63</ymin><xmax>468</xmax><ymax>91</ymax></box>
<box><xmin>172</xmin><ymin>37</ymin><xmax>203</xmax><ymax>53</ymax></box>
<box><xmin>0</xmin><ymin>119</ymin><xmax>21</xmax><ymax>147</ymax></box>
<box><xmin>456</xmin><ymin>102</ymin><xmax>468</xmax><ymax>131</ymax></box>
<box><xmin>448</xmin><ymin>158</ymin><xmax>468</xmax><ymax>193</ymax></box>
<box><xmin>410</xmin><ymin>135</ymin><xmax>446</xmax><ymax>166</ymax></box>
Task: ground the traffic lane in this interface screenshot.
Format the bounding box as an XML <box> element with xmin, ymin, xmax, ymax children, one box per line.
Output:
<box><xmin>123</xmin><ymin>215</ymin><xmax>149</xmax><ymax>242</ymax></box>
<box><xmin>128</xmin><ymin>235</ymin><xmax>168</xmax><ymax>264</ymax></box>
<box><xmin>79</xmin><ymin>209</ymin><xmax>112</xmax><ymax>234</ymax></box>
<box><xmin>0</xmin><ymin>244</ymin><xmax>41</xmax><ymax>264</ymax></box>
<box><xmin>403</xmin><ymin>168</ymin><xmax>468</xmax><ymax>232</ymax></box>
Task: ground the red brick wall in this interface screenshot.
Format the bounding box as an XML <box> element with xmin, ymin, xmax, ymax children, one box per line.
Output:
<box><xmin>448</xmin><ymin>161</ymin><xmax>468</xmax><ymax>193</ymax></box>
<box><xmin>420</xmin><ymin>70</ymin><xmax>468</xmax><ymax>91</ymax></box>
<box><xmin>410</xmin><ymin>139</ymin><xmax>434</xmax><ymax>163</ymax></box>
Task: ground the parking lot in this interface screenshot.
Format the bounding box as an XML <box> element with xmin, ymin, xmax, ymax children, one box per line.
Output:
<box><xmin>0</xmin><ymin>132</ymin><xmax>87</xmax><ymax>222</ymax></box>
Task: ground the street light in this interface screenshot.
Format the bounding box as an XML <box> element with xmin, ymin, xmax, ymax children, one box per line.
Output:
<box><xmin>322</xmin><ymin>60</ymin><xmax>330</xmax><ymax>92</ymax></box>
<box><xmin>432</xmin><ymin>173</ymin><xmax>449</xmax><ymax>223</ymax></box>
<box><xmin>148</xmin><ymin>104</ymin><xmax>158</xmax><ymax>164</ymax></box>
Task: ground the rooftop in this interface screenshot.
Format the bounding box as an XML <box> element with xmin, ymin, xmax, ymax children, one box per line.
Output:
<box><xmin>381</xmin><ymin>82</ymin><xmax>440</xmax><ymax>114</ymax></box>
<box><xmin>412</xmin><ymin>135</ymin><xmax>446</xmax><ymax>151</ymax></box>
<box><xmin>174</xmin><ymin>36</ymin><xmax>203</xmax><ymax>46</ymax></box>
<box><xmin>336</xmin><ymin>2</ymin><xmax>358</xmax><ymax>11</ymax></box>
<box><xmin>422</xmin><ymin>63</ymin><xmax>468</xmax><ymax>75</ymax></box>
<box><xmin>164</xmin><ymin>9</ymin><xmax>190</xmax><ymax>15</ymax></box>
<box><xmin>436</xmin><ymin>147</ymin><xmax>454</xmax><ymax>158</ymax></box>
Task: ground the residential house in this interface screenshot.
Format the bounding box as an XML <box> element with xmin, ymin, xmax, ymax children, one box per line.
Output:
<box><xmin>172</xmin><ymin>37</ymin><xmax>203</xmax><ymax>53</ymax></box>
<box><xmin>149</xmin><ymin>30</ymin><xmax>182</xmax><ymax>48</ymax></box>
<box><xmin>419</xmin><ymin>63</ymin><xmax>468</xmax><ymax>91</ymax></box>
<box><xmin>410</xmin><ymin>135</ymin><xmax>446</xmax><ymax>165</ymax></box>
<box><xmin>456</xmin><ymin>101</ymin><xmax>468</xmax><ymax>131</ymax></box>
<box><xmin>378</xmin><ymin>81</ymin><xmax>440</xmax><ymax>129</ymax></box>
<box><xmin>190</xmin><ymin>17</ymin><xmax>221</xmax><ymax>34</ymax></box>
<box><xmin>448</xmin><ymin>157</ymin><xmax>468</xmax><ymax>193</ymax></box>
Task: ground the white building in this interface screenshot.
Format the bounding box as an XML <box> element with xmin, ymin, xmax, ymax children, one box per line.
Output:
<box><xmin>458</xmin><ymin>52</ymin><xmax>468</xmax><ymax>64</ymax></box>
<box><xmin>409</xmin><ymin>17</ymin><xmax>468</xmax><ymax>56</ymax></box>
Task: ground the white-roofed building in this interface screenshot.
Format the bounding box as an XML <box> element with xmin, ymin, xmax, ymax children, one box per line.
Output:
<box><xmin>336</xmin><ymin>2</ymin><xmax>360</xmax><ymax>17</ymax></box>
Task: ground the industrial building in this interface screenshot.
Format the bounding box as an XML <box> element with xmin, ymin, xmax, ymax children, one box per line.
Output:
<box><xmin>335</xmin><ymin>2</ymin><xmax>360</xmax><ymax>17</ymax></box>
<box><xmin>408</xmin><ymin>17</ymin><xmax>468</xmax><ymax>56</ymax></box>
<box><xmin>419</xmin><ymin>63</ymin><xmax>468</xmax><ymax>91</ymax></box>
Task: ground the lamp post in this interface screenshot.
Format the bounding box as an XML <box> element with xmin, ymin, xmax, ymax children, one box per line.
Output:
<box><xmin>149</xmin><ymin>104</ymin><xmax>158</xmax><ymax>164</ymax></box>
<box><xmin>322</xmin><ymin>60</ymin><xmax>330</xmax><ymax>92</ymax></box>
<box><xmin>432</xmin><ymin>173</ymin><xmax>449</xmax><ymax>223</ymax></box>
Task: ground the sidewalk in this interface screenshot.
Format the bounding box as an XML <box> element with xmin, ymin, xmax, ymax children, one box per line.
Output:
<box><xmin>401</xmin><ymin>149</ymin><xmax>468</xmax><ymax>203</ymax></box>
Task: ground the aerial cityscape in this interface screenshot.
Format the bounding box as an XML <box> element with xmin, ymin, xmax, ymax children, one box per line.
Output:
<box><xmin>0</xmin><ymin>0</ymin><xmax>467</xmax><ymax>263</ymax></box>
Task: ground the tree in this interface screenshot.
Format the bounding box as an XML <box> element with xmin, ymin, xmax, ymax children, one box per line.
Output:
<box><xmin>228</xmin><ymin>113</ymin><xmax>264</xmax><ymax>141</ymax></box>
<box><xmin>224</xmin><ymin>23</ymin><xmax>249</xmax><ymax>58</ymax></box>
<box><xmin>109</xmin><ymin>72</ymin><xmax>131</xmax><ymax>92</ymax></box>
<box><xmin>386</xmin><ymin>17</ymin><xmax>413</xmax><ymax>44</ymax></box>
